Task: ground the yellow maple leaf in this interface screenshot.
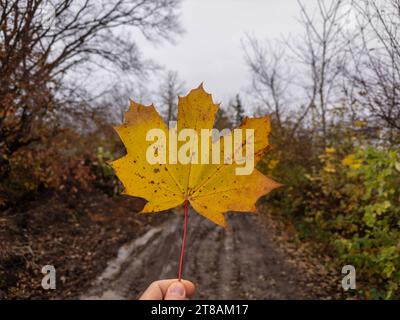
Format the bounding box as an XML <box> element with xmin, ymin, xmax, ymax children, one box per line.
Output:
<box><xmin>110</xmin><ymin>84</ymin><xmax>281</xmax><ymax>227</ymax></box>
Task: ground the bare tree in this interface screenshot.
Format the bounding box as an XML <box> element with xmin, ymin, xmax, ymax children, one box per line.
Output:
<box><xmin>350</xmin><ymin>0</ymin><xmax>400</xmax><ymax>137</ymax></box>
<box><xmin>244</xmin><ymin>1</ymin><xmax>350</xmax><ymax>144</ymax></box>
<box><xmin>244</xmin><ymin>37</ymin><xmax>288</xmax><ymax>131</ymax></box>
<box><xmin>0</xmin><ymin>0</ymin><xmax>182</xmax><ymax>157</ymax></box>
<box><xmin>158</xmin><ymin>70</ymin><xmax>185</xmax><ymax>123</ymax></box>
<box><xmin>290</xmin><ymin>0</ymin><xmax>350</xmax><ymax>146</ymax></box>
<box><xmin>95</xmin><ymin>82</ymin><xmax>153</xmax><ymax>125</ymax></box>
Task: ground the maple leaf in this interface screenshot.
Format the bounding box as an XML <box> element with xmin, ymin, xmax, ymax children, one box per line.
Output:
<box><xmin>110</xmin><ymin>84</ymin><xmax>281</xmax><ymax>227</ymax></box>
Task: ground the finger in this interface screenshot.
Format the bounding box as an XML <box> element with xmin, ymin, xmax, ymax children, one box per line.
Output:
<box><xmin>139</xmin><ymin>281</ymin><xmax>164</xmax><ymax>300</ymax></box>
<box><xmin>155</xmin><ymin>279</ymin><xmax>196</xmax><ymax>298</ymax></box>
<box><xmin>164</xmin><ymin>281</ymin><xmax>186</xmax><ymax>300</ymax></box>
<box><xmin>139</xmin><ymin>279</ymin><xmax>196</xmax><ymax>300</ymax></box>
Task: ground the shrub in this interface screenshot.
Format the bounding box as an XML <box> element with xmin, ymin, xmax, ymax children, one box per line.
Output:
<box><xmin>263</xmin><ymin>145</ymin><xmax>400</xmax><ymax>299</ymax></box>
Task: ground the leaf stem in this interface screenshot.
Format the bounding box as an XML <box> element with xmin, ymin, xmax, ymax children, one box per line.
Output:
<box><xmin>178</xmin><ymin>197</ymin><xmax>188</xmax><ymax>281</ymax></box>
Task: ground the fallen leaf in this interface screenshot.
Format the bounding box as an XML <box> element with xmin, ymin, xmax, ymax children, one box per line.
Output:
<box><xmin>111</xmin><ymin>84</ymin><xmax>280</xmax><ymax>227</ymax></box>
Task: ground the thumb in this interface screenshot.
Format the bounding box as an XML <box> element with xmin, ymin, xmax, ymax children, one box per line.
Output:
<box><xmin>164</xmin><ymin>281</ymin><xmax>186</xmax><ymax>300</ymax></box>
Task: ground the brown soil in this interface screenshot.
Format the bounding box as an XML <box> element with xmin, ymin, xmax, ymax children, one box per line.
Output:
<box><xmin>1</xmin><ymin>191</ymin><xmax>342</xmax><ymax>300</ymax></box>
<box><xmin>82</xmin><ymin>207</ymin><xmax>342</xmax><ymax>300</ymax></box>
<box><xmin>0</xmin><ymin>191</ymin><xmax>170</xmax><ymax>299</ymax></box>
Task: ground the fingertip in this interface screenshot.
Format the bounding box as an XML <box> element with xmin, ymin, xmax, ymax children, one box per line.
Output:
<box><xmin>165</xmin><ymin>281</ymin><xmax>186</xmax><ymax>300</ymax></box>
<box><xmin>139</xmin><ymin>279</ymin><xmax>196</xmax><ymax>300</ymax></box>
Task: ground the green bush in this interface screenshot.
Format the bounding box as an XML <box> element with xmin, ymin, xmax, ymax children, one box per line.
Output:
<box><xmin>264</xmin><ymin>145</ymin><xmax>400</xmax><ymax>299</ymax></box>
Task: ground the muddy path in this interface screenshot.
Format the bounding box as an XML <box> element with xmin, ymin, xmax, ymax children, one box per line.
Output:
<box><xmin>81</xmin><ymin>210</ymin><xmax>332</xmax><ymax>300</ymax></box>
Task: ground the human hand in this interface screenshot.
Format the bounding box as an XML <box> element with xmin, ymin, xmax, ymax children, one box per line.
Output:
<box><xmin>139</xmin><ymin>279</ymin><xmax>196</xmax><ymax>300</ymax></box>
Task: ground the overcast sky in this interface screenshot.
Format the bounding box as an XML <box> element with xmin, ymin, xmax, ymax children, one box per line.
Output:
<box><xmin>137</xmin><ymin>0</ymin><xmax>317</xmax><ymax>106</ymax></box>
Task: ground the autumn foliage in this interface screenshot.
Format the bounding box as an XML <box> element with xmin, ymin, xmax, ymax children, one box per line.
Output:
<box><xmin>111</xmin><ymin>86</ymin><xmax>280</xmax><ymax>227</ymax></box>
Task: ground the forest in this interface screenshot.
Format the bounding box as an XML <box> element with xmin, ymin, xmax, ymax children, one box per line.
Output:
<box><xmin>0</xmin><ymin>0</ymin><xmax>399</xmax><ymax>300</ymax></box>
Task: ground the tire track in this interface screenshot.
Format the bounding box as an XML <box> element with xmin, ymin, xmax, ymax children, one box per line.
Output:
<box><xmin>81</xmin><ymin>210</ymin><xmax>316</xmax><ymax>299</ymax></box>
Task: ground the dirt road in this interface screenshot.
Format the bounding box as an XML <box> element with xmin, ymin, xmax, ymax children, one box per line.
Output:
<box><xmin>82</xmin><ymin>210</ymin><xmax>336</xmax><ymax>300</ymax></box>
